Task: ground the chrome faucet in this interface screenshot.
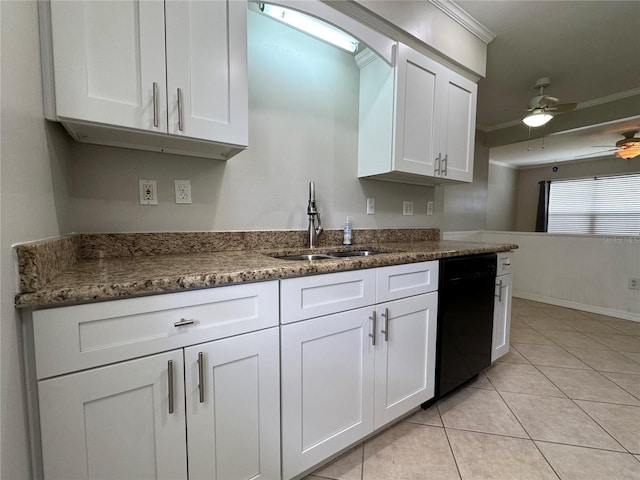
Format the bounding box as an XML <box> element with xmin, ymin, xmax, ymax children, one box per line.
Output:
<box><xmin>307</xmin><ymin>181</ymin><xmax>323</xmax><ymax>248</ymax></box>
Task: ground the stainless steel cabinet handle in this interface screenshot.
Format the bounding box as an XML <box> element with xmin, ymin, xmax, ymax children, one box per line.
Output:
<box><xmin>369</xmin><ymin>310</ymin><xmax>377</xmax><ymax>346</ymax></box>
<box><xmin>442</xmin><ymin>154</ymin><xmax>448</xmax><ymax>176</ymax></box>
<box><xmin>168</xmin><ymin>360</ymin><xmax>175</xmax><ymax>414</ymax></box>
<box><xmin>152</xmin><ymin>82</ymin><xmax>159</xmax><ymax>128</ymax></box>
<box><xmin>177</xmin><ymin>87</ymin><xmax>184</xmax><ymax>132</ymax></box>
<box><xmin>495</xmin><ymin>279</ymin><xmax>504</xmax><ymax>302</ymax></box>
<box><xmin>197</xmin><ymin>352</ymin><xmax>205</xmax><ymax>403</ymax></box>
<box><xmin>380</xmin><ymin>308</ymin><xmax>389</xmax><ymax>342</ymax></box>
<box><xmin>434</xmin><ymin>153</ymin><xmax>441</xmax><ymax>175</ymax></box>
<box><xmin>174</xmin><ymin>319</ymin><xmax>196</xmax><ymax>327</ymax></box>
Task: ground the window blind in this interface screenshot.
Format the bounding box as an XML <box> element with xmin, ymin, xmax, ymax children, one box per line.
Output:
<box><xmin>547</xmin><ymin>173</ymin><xmax>640</xmax><ymax>235</ymax></box>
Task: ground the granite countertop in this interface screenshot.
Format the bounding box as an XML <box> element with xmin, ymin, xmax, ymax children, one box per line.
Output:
<box><xmin>14</xmin><ymin>230</ymin><xmax>518</xmax><ymax>309</ymax></box>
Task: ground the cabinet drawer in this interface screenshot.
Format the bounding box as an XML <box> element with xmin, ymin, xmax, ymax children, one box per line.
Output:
<box><xmin>496</xmin><ymin>252</ymin><xmax>513</xmax><ymax>276</ymax></box>
<box><xmin>376</xmin><ymin>261</ymin><xmax>438</xmax><ymax>302</ymax></box>
<box><xmin>280</xmin><ymin>270</ymin><xmax>376</xmax><ymax>324</ymax></box>
<box><xmin>32</xmin><ymin>281</ymin><xmax>279</xmax><ymax>379</ymax></box>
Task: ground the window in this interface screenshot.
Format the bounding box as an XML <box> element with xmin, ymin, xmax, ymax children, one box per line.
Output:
<box><xmin>547</xmin><ymin>173</ymin><xmax>640</xmax><ymax>235</ymax></box>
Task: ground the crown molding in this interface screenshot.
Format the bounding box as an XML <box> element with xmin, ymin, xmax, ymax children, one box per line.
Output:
<box><xmin>429</xmin><ymin>0</ymin><xmax>496</xmax><ymax>44</ymax></box>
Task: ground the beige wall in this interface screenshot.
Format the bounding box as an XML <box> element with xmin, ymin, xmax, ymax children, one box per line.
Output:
<box><xmin>515</xmin><ymin>156</ymin><xmax>640</xmax><ymax>232</ymax></box>
<box><xmin>486</xmin><ymin>162</ymin><xmax>518</xmax><ymax>231</ymax></box>
<box><xmin>444</xmin><ymin>231</ymin><xmax>640</xmax><ymax>321</ymax></box>
<box><xmin>1</xmin><ymin>1</ymin><xmax>70</xmax><ymax>477</ymax></box>
<box><xmin>436</xmin><ymin>137</ymin><xmax>489</xmax><ymax>231</ymax></box>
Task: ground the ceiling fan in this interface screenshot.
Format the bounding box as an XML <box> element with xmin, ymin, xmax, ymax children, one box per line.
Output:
<box><xmin>521</xmin><ymin>77</ymin><xmax>577</xmax><ymax>127</ymax></box>
<box><xmin>591</xmin><ymin>131</ymin><xmax>640</xmax><ymax>159</ymax></box>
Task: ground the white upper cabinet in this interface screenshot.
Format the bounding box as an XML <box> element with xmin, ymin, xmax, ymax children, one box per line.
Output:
<box><xmin>45</xmin><ymin>0</ymin><xmax>168</xmax><ymax>133</ymax></box>
<box><xmin>165</xmin><ymin>0</ymin><xmax>248</xmax><ymax>146</ymax></box>
<box><xmin>358</xmin><ymin>43</ymin><xmax>477</xmax><ymax>185</ymax></box>
<box><xmin>439</xmin><ymin>69</ymin><xmax>477</xmax><ymax>182</ymax></box>
<box><xmin>40</xmin><ymin>0</ymin><xmax>248</xmax><ymax>160</ymax></box>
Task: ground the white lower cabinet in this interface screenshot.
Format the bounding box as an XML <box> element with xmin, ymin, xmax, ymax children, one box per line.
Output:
<box><xmin>32</xmin><ymin>282</ymin><xmax>280</xmax><ymax>480</ymax></box>
<box><xmin>374</xmin><ymin>293</ymin><xmax>437</xmax><ymax>427</ymax></box>
<box><xmin>281</xmin><ymin>308</ymin><xmax>375</xmax><ymax>480</ymax></box>
<box><xmin>38</xmin><ymin>350</ymin><xmax>188</xmax><ymax>480</ymax></box>
<box><xmin>492</xmin><ymin>253</ymin><xmax>514</xmax><ymax>362</ymax></box>
<box><xmin>185</xmin><ymin>328</ymin><xmax>280</xmax><ymax>480</ymax></box>
<box><xmin>281</xmin><ymin>263</ymin><xmax>438</xmax><ymax>479</ymax></box>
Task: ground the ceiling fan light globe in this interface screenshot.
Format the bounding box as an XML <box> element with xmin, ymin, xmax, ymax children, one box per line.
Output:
<box><xmin>615</xmin><ymin>142</ymin><xmax>640</xmax><ymax>159</ymax></box>
<box><xmin>522</xmin><ymin>111</ymin><xmax>554</xmax><ymax>127</ymax></box>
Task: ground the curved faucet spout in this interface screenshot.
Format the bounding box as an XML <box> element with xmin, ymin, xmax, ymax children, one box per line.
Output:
<box><xmin>307</xmin><ymin>181</ymin><xmax>323</xmax><ymax>248</ymax></box>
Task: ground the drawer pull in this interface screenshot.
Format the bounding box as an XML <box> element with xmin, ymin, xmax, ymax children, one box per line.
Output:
<box><xmin>380</xmin><ymin>308</ymin><xmax>389</xmax><ymax>342</ymax></box>
<box><xmin>174</xmin><ymin>319</ymin><xmax>196</xmax><ymax>327</ymax></box>
<box><xmin>369</xmin><ymin>310</ymin><xmax>377</xmax><ymax>346</ymax></box>
<box><xmin>197</xmin><ymin>352</ymin><xmax>205</xmax><ymax>403</ymax></box>
<box><xmin>168</xmin><ymin>360</ymin><xmax>175</xmax><ymax>414</ymax></box>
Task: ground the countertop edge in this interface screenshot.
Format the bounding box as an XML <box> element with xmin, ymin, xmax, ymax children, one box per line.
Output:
<box><xmin>16</xmin><ymin>243</ymin><xmax>518</xmax><ymax>309</ymax></box>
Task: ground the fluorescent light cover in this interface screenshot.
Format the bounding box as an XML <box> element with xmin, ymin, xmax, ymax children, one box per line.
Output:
<box><xmin>522</xmin><ymin>110</ymin><xmax>554</xmax><ymax>127</ymax></box>
<box><xmin>260</xmin><ymin>3</ymin><xmax>359</xmax><ymax>53</ymax></box>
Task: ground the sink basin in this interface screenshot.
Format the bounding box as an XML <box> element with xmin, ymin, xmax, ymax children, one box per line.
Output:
<box><xmin>275</xmin><ymin>250</ymin><xmax>391</xmax><ymax>261</ymax></box>
<box><xmin>327</xmin><ymin>250</ymin><xmax>389</xmax><ymax>257</ymax></box>
<box><xmin>276</xmin><ymin>254</ymin><xmax>336</xmax><ymax>261</ymax></box>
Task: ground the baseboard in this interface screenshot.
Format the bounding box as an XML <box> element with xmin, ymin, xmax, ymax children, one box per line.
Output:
<box><xmin>514</xmin><ymin>291</ymin><xmax>640</xmax><ymax>323</ymax></box>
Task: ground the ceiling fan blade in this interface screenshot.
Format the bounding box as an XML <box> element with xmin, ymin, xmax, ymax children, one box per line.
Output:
<box><xmin>548</xmin><ymin>102</ymin><xmax>577</xmax><ymax>113</ymax></box>
<box><xmin>573</xmin><ymin>149</ymin><xmax>617</xmax><ymax>159</ymax></box>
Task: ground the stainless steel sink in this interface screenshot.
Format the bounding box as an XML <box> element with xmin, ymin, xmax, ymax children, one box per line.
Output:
<box><xmin>276</xmin><ymin>254</ymin><xmax>336</xmax><ymax>261</ymax></box>
<box><xmin>274</xmin><ymin>250</ymin><xmax>390</xmax><ymax>261</ymax></box>
<box><xmin>327</xmin><ymin>250</ymin><xmax>389</xmax><ymax>257</ymax></box>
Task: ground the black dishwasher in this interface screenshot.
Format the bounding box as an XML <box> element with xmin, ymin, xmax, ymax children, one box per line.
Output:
<box><xmin>434</xmin><ymin>253</ymin><xmax>497</xmax><ymax>400</ymax></box>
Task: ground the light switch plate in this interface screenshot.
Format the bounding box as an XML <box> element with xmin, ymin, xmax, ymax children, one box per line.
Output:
<box><xmin>403</xmin><ymin>201</ymin><xmax>414</xmax><ymax>216</ymax></box>
<box><xmin>366</xmin><ymin>198</ymin><xmax>375</xmax><ymax>215</ymax></box>
<box><xmin>427</xmin><ymin>201</ymin><xmax>434</xmax><ymax>216</ymax></box>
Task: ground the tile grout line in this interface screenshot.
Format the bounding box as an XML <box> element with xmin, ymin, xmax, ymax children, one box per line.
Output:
<box><xmin>569</xmin><ymin>398</ymin><xmax>637</xmax><ymax>456</ymax></box>
<box><xmin>436</xmin><ymin>403</ymin><xmax>464</xmax><ymax>480</ymax></box>
<box><xmin>529</xmin><ymin>359</ymin><xmax>640</xmax><ymax>407</ymax></box>
<box><xmin>531</xmin><ymin>362</ymin><xmax>631</xmax><ymax>454</ymax></box>
<box><xmin>483</xmin><ymin>370</ymin><xmax>563</xmax><ymax>480</ymax></box>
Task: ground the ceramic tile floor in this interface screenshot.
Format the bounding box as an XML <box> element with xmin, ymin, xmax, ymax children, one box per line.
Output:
<box><xmin>305</xmin><ymin>299</ymin><xmax>640</xmax><ymax>480</ymax></box>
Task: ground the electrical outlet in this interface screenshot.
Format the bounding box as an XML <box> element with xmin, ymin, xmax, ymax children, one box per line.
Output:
<box><xmin>139</xmin><ymin>179</ymin><xmax>157</xmax><ymax>205</ymax></box>
<box><xmin>427</xmin><ymin>201</ymin><xmax>434</xmax><ymax>216</ymax></box>
<box><xmin>403</xmin><ymin>201</ymin><xmax>414</xmax><ymax>216</ymax></box>
<box><xmin>629</xmin><ymin>278</ymin><xmax>640</xmax><ymax>290</ymax></box>
<box><xmin>366</xmin><ymin>197</ymin><xmax>375</xmax><ymax>215</ymax></box>
<box><xmin>174</xmin><ymin>180</ymin><xmax>192</xmax><ymax>204</ymax></box>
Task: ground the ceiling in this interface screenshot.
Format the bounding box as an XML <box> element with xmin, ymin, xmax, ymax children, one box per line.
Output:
<box><xmin>454</xmin><ymin>0</ymin><xmax>640</xmax><ymax>166</ymax></box>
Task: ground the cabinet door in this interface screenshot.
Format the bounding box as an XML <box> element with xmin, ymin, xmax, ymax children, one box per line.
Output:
<box><xmin>281</xmin><ymin>308</ymin><xmax>375</xmax><ymax>480</ymax></box>
<box><xmin>165</xmin><ymin>0</ymin><xmax>248</xmax><ymax>146</ymax></box>
<box><xmin>492</xmin><ymin>273</ymin><xmax>513</xmax><ymax>362</ymax></box>
<box><xmin>393</xmin><ymin>44</ymin><xmax>444</xmax><ymax>177</ymax></box>
<box><xmin>38</xmin><ymin>350</ymin><xmax>186</xmax><ymax>480</ymax></box>
<box><xmin>184</xmin><ymin>328</ymin><xmax>280</xmax><ymax>480</ymax></box>
<box><xmin>374</xmin><ymin>293</ymin><xmax>438</xmax><ymax>428</ymax></box>
<box><xmin>439</xmin><ymin>70</ymin><xmax>477</xmax><ymax>182</ymax></box>
<box><xmin>47</xmin><ymin>0</ymin><xmax>167</xmax><ymax>132</ymax></box>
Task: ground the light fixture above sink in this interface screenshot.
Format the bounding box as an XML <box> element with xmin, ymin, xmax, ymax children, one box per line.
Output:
<box><xmin>258</xmin><ymin>3</ymin><xmax>359</xmax><ymax>53</ymax></box>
